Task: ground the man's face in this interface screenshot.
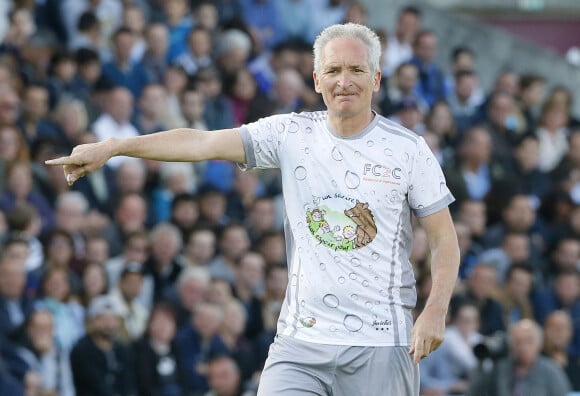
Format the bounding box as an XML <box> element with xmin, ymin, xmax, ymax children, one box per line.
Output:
<box><xmin>28</xmin><ymin>311</ymin><xmax>54</xmax><ymax>354</ymax></box>
<box><xmin>0</xmin><ymin>259</ymin><xmax>26</xmax><ymax>299</ymax></box>
<box><xmin>511</xmin><ymin>323</ymin><xmax>541</xmax><ymax>367</ymax></box>
<box><xmin>314</xmin><ymin>37</ymin><xmax>380</xmax><ymax>120</ymax></box>
<box><xmin>92</xmin><ymin>312</ymin><xmax>120</xmax><ymax>340</ymax></box>
<box><xmin>415</xmin><ymin>34</ymin><xmax>437</xmax><ymax>63</ymax></box>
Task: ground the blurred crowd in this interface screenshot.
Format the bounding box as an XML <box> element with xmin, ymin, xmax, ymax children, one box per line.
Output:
<box><xmin>0</xmin><ymin>1</ymin><xmax>578</xmax><ymax>396</ymax></box>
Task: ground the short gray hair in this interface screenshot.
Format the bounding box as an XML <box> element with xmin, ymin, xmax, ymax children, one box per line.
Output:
<box><xmin>313</xmin><ymin>23</ymin><xmax>381</xmax><ymax>75</ymax></box>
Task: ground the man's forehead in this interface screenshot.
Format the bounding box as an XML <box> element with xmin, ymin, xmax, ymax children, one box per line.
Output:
<box><xmin>321</xmin><ymin>38</ymin><xmax>369</xmax><ymax>66</ymax></box>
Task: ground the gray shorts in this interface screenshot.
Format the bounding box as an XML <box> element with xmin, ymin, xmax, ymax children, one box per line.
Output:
<box><xmin>257</xmin><ymin>335</ymin><xmax>420</xmax><ymax>396</ymax></box>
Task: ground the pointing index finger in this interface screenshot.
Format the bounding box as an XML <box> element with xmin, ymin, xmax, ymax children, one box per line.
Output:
<box><xmin>45</xmin><ymin>156</ymin><xmax>74</xmax><ymax>166</ymax></box>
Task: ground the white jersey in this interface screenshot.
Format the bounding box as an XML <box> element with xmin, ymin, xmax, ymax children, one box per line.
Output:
<box><xmin>239</xmin><ymin>111</ymin><xmax>454</xmax><ymax>346</ymax></box>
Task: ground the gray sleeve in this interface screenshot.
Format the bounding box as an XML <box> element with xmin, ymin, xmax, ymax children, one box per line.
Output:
<box><xmin>238</xmin><ymin>126</ymin><xmax>256</xmax><ymax>170</ymax></box>
<box><xmin>408</xmin><ymin>136</ymin><xmax>455</xmax><ymax>217</ymax></box>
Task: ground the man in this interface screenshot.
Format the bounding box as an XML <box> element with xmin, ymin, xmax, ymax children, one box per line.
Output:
<box><xmin>0</xmin><ymin>255</ymin><xmax>34</xmax><ymax>343</ymax></box>
<box><xmin>467</xmin><ymin>319</ymin><xmax>571</xmax><ymax>396</ymax></box>
<box><xmin>47</xmin><ymin>23</ymin><xmax>459</xmax><ymax>395</ymax></box>
<box><xmin>6</xmin><ymin>309</ymin><xmax>75</xmax><ymax>396</ymax></box>
<box><xmin>70</xmin><ymin>295</ymin><xmax>135</xmax><ymax>396</ymax></box>
<box><xmin>109</xmin><ymin>263</ymin><xmax>148</xmax><ymax>343</ymax></box>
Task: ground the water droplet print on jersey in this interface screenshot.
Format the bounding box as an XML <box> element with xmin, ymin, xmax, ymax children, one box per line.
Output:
<box><xmin>305</xmin><ymin>196</ymin><xmax>377</xmax><ymax>251</ymax></box>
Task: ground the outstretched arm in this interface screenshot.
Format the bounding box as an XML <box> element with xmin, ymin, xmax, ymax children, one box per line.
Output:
<box><xmin>409</xmin><ymin>207</ymin><xmax>459</xmax><ymax>364</ymax></box>
<box><xmin>45</xmin><ymin>128</ymin><xmax>246</xmax><ymax>185</ymax></box>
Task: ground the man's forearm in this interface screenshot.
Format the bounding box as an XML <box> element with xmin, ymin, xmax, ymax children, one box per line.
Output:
<box><xmin>425</xmin><ymin>234</ymin><xmax>460</xmax><ymax>314</ymax></box>
<box><xmin>108</xmin><ymin>128</ymin><xmax>246</xmax><ymax>163</ymax></box>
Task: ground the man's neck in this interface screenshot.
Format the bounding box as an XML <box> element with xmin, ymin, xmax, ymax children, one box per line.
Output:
<box><xmin>328</xmin><ymin>110</ymin><xmax>374</xmax><ymax>138</ymax></box>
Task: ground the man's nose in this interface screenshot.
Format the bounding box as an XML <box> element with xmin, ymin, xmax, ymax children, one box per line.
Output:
<box><xmin>337</xmin><ymin>70</ymin><xmax>352</xmax><ymax>87</ymax></box>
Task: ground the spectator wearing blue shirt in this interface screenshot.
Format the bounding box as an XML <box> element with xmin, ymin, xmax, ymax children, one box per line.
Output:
<box><xmin>175</xmin><ymin>302</ymin><xmax>229</xmax><ymax>394</ymax></box>
<box><xmin>410</xmin><ymin>30</ymin><xmax>447</xmax><ymax>107</ymax></box>
<box><xmin>102</xmin><ymin>27</ymin><xmax>150</xmax><ymax>99</ymax></box>
<box><xmin>239</xmin><ymin>0</ymin><xmax>283</xmax><ymax>52</ymax></box>
<box><xmin>162</xmin><ymin>0</ymin><xmax>194</xmax><ymax>62</ymax></box>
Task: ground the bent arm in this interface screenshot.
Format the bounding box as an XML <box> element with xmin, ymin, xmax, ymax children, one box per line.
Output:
<box><xmin>410</xmin><ymin>207</ymin><xmax>460</xmax><ymax>363</ymax></box>
<box><xmin>46</xmin><ymin>127</ymin><xmax>246</xmax><ymax>185</ymax></box>
<box><xmin>419</xmin><ymin>207</ymin><xmax>460</xmax><ymax>314</ymax></box>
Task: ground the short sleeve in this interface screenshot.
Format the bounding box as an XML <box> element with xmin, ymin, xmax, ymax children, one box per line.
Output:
<box><xmin>238</xmin><ymin>114</ymin><xmax>292</xmax><ymax>170</ymax></box>
<box><xmin>408</xmin><ymin>136</ymin><xmax>455</xmax><ymax>217</ymax></box>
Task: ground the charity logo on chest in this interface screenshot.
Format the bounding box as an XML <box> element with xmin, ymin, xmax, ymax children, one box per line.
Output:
<box><xmin>306</xmin><ymin>193</ymin><xmax>377</xmax><ymax>251</ymax></box>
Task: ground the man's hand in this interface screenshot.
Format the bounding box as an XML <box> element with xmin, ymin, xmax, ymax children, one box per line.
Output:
<box><xmin>409</xmin><ymin>306</ymin><xmax>446</xmax><ymax>364</ymax></box>
<box><xmin>45</xmin><ymin>140</ymin><xmax>114</xmax><ymax>186</ymax></box>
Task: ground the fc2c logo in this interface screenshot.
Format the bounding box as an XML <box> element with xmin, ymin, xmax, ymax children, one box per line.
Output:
<box><xmin>363</xmin><ymin>164</ymin><xmax>402</xmax><ymax>179</ymax></box>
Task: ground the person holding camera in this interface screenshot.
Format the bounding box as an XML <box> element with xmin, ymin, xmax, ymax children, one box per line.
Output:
<box><xmin>467</xmin><ymin>319</ymin><xmax>570</xmax><ymax>396</ymax></box>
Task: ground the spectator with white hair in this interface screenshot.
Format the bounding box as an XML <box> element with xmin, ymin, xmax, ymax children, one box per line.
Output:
<box><xmin>54</xmin><ymin>191</ymin><xmax>89</xmax><ymax>259</ymax></box>
<box><xmin>165</xmin><ymin>266</ymin><xmax>211</xmax><ymax>327</ymax></box>
<box><xmin>467</xmin><ymin>318</ymin><xmax>571</xmax><ymax>396</ymax></box>
<box><xmin>213</xmin><ymin>29</ymin><xmax>252</xmax><ymax>78</ymax></box>
<box><xmin>144</xmin><ymin>222</ymin><xmax>184</xmax><ymax>302</ymax></box>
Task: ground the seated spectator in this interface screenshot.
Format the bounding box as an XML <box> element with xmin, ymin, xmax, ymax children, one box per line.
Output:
<box><xmin>0</xmin><ymin>124</ymin><xmax>30</xmax><ymax>190</ymax></box>
<box><xmin>467</xmin><ymin>319</ymin><xmax>571</xmax><ymax>396</ymax></box>
<box><xmin>533</xmin><ymin>269</ymin><xmax>580</xmax><ymax>357</ymax></box>
<box><xmin>205</xmin><ymin>355</ymin><xmax>256</xmax><ymax>396</ymax></box>
<box><xmin>109</xmin><ymin>263</ymin><xmax>149</xmax><ymax>343</ymax></box>
<box><xmin>424</xmin><ymin>100</ymin><xmax>458</xmax><ymax>151</ymax></box>
<box><xmin>208</xmin><ymin>223</ymin><xmax>251</xmax><ymax>285</ymax></box>
<box><xmin>78</xmin><ymin>261</ymin><xmax>108</xmax><ymax>308</ymax></box>
<box><xmin>444</xmin><ymin>126</ymin><xmax>506</xmax><ymax>209</ymax></box>
<box><xmin>0</xmin><ymin>161</ymin><xmax>55</xmax><ymax>235</ymax></box>
<box><xmin>381</xmin><ymin>6</ymin><xmax>420</xmax><ymax>76</ymax></box>
<box><xmin>165</xmin><ymin>267</ymin><xmax>211</xmax><ymax>328</ymax></box>
<box><xmin>542</xmin><ymin>310</ymin><xmax>580</xmax><ymax>391</ymax></box>
<box><xmin>409</xmin><ymin>30</ymin><xmax>446</xmax><ymax>106</ymax></box>
<box><xmin>101</xmin><ymin>27</ymin><xmax>149</xmax><ymax>99</ymax></box>
<box><xmin>457</xmin><ymin>262</ymin><xmax>505</xmax><ymax>336</ymax></box>
<box><xmin>36</xmin><ymin>267</ymin><xmax>85</xmax><ymax>352</ymax></box>
<box><xmin>447</xmin><ymin>69</ymin><xmax>484</xmax><ymax>133</ymax></box>
<box><xmin>46</xmin><ymin>51</ymin><xmax>78</xmax><ymax>109</ymax></box>
<box><xmin>478</xmin><ymin>233</ymin><xmax>532</xmax><ymax>283</ymax></box>
<box><xmin>162</xmin><ymin>0</ymin><xmax>194</xmax><ymax>63</ymax></box>
<box><xmin>219</xmin><ymin>299</ymin><xmax>261</xmax><ymax>385</ymax></box>
<box><xmin>141</xmin><ymin>23</ymin><xmax>170</xmax><ymax>85</ymax></box>
<box><xmin>175</xmin><ymin>301</ymin><xmax>229</xmax><ymax>394</ymax></box>
<box><xmin>195</xmin><ymin>66</ymin><xmax>235</xmax><ymax>130</ymax></box>
<box><xmin>494</xmin><ymin>133</ymin><xmax>552</xmax><ymax>205</ymax></box>
<box><xmin>91</xmin><ymin>87</ymin><xmax>140</xmax><ymax>169</ymax></box>
<box><xmin>5</xmin><ymin>309</ymin><xmax>75</xmax><ymax>396</ymax></box>
<box><xmin>70</xmin><ymin>295</ymin><xmax>136</xmax><ymax>396</ymax></box>
<box><xmin>17</xmin><ymin>84</ymin><xmax>58</xmax><ymax>147</ymax></box>
<box><xmin>255</xmin><ymin>231</ymin><xmax>286</xmax><ymax>268</ymax></box>
<box><xmin>0</xmin><ymin>255</ymin><xmax>34</xmax><ymax>343</ymax></box>
<box><xmin>133</xmin><ymin>303</ymin><xmax>187</xmax><ymax>396</ymax></box>
<box><xmin>517</xmin><ymin>73</ymin><xmax>546</xmax><ymax>132</ymax></box>
<box><xmin>173</xmin><ymin>26</ymin><xmax>213</xmax><ymax>76</ymax></box>
<box><xmin>144</xmin><ymin>223</ymin><xmax>184</xmax><ymax>302</ymax></box>
<box><xmin>223</xmin><ymin>67</ymin><xmax>276</xmax><ymax>126</ymax></box>
<box><xmin>134</xmin><ymin>83</ymin><xmax>171</xmax><ymax>134</ymax></box>
<box><xmin>182</xmin><ymin>227</ymin><xmax>217</xmax><ymax>268</ymax></box>
<box><xmin>536</xmin><ymin>99</ymin><xmax>570</xmax><ymax>173</ymax></box>
<box><xmin>420</xmin><ymin>298</ymin><xmax>482</xmax><ymax>395</ymax></box>
<box><xmin>5</xmin><ymin>204</ymin><xmax>44</xmax><ymax>273</ymax></box>
<box><xmin>494</xmin><ymin>263</ymin><xmax>535</xmax><ymax>326</ymax></box>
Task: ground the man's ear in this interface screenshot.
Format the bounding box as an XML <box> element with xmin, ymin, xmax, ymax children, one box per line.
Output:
<box><xmin>313</xmin><ymin>71</ymin><xmax>321</xmax><ymax>93</ymax></box>
<box><xmin>373</xmin><ymin>70</ymin><xmax>382</xmax><ymax>92</ymax></box>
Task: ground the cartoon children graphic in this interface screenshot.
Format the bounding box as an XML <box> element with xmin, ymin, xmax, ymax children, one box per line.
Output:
<box><xmin>341</xmin><ymin>225</ymin><xmax>358</xmax><ymax>250</ymax></box>
<box><xmin>306</xmin><ymin>208</ymin><xmax>326</xmax><ymax>234</ymax></box>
